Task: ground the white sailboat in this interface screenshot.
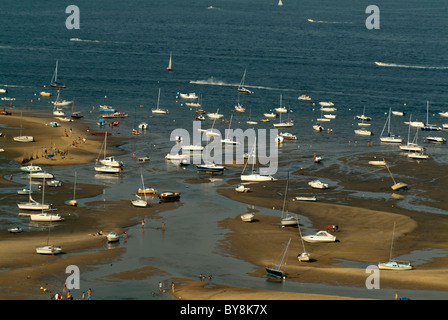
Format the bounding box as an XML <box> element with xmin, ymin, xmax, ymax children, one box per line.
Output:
<box><xmin>400</xmin><ymin>115</ymin><xmax>424</xmax><ymax>152</ymax></box>
<box><xmin>421</xmin><ymin>101</ymin><xmax>441</xmax><ymax>131</ymax></box>
<box><xmin>166</xmin><ymin>52</ymin><xmax>173</xmax><ymax>72</ymax></box>
<box><xmin>378</xmin><ymin>222</ymin><xmax>413</xmax><ymax>271</ymax></box>
<box><xmin>280</xmin><ymin>173</ymin><xmax>299</xmax><ymax>227</ymax></box>
<box><xmin>152</xmin><ymin>88</ymin><xmax>168</xmax><ymax>114</ymax></box>
<box><xmin>222</xmin><ymin>114</ymin><xmax>240</xmax><ymax>145</ymax></box>
<box><xmin>297</xmin><ymin>223</ymin><xmax>311</xmax><ymax>262</ymax></box>
<box><xmin>273</xmin><ymin>96</ymin><xmax>293</xmax><ymax>128</ymax></box>
<box><xmin>131</xmin><ymin>169</ymin><xmax>148</xmax><ymax>207</ymax></box>
<box><xmin>17</xmin><ymin>175</ymin><xmax>51</xmax><ymax>211</ymax></box>
<box><xmin>237</xmin><ymin>69</ymin><xmax>253</xmax><ymax>94</ymax></box>
<box><xmin>95</xmin><ymin>133</ymin><xmax>123</xmax><ymax>173</ymax></box>
<box><xmin>13</xmin><ymin>112</ymin><xmax>34</xmax><ymax>143</ymax></box>
<box><xmin>241</xmin><ymin>141</ymin><xmax>277</xmax><ymax>182</ymax></box>
<box><xmin>278</xmin><ymin>0</ymin><xmax>283</xmax><ymax>6</ymax></box>
<box><xmin>29</xmin><ymin>179</ymin><xmax>62</xmax><ymax>222</ymax></box>
<box><xmin>380</xmin><ymin>108</ymin><xmax>403</xmax><ymax>143</ymax></box>
<box><xmin>69</xmin><ymin>172</ymin><xmax>78</xmax><ymax>206</ymax></box>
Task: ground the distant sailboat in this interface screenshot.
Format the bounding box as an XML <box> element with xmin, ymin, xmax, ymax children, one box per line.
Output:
<box><xmin>166</xmin><ymin>52</ymin><xmax>173</xmax><ymax>72</ymax></box>
<box><xmin>50</xmin><ymin>60</ymin><xmax>66</xmax><ymax>89</ymax></box>
<box><xmin>278</xmin><ymin>0</ymin><xmax>283</xmax><ymax>6</ymax></box>
<box><xmin>237</xmin><ymin>69</ymin><xmax>253</xmax><ymax>94</ymax></box>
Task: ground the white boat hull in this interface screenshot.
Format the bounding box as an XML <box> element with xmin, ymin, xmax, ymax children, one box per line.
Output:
<box><xmin>30</xmin><ymin>213</ymin><xmax>63</xmax><ymax>222</ymax></box>
<box><xmin>36</xmin><ymin>245</ymin><xmax>62</xmax><ymax>255</ymax></box>
<box><xmin>241</xmin><ymin>213</ymin><xmax>254</xmax><ymax>222</ymax></box>
<box><xmin>241</xmin><ymin>174</ymin><xmax>276</xmax><ymax>182</ymax></box>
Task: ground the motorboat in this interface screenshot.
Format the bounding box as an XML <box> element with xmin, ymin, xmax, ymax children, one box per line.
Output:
<box><xmin>426</xmin><ymin>136</ymin><xmax>446</xmax><ymax>144</ymax></box>
<box><xmin>53</xmin><ymin>108</ymin><xmax>65</xmax><ymax>116</ymax></box>
<box><xmin>240</xmin><ymin>213</ymin><xmax>254</xmax><ymax>222</ymax></box>
<box><xmin>308</xmin><ymin>180</ymin><xmax>329</xmax><ymax>189</ymax></box>
<box><xmin>181</xmin><ymin>145</ymin><xmax>203</xmax><ymax>151</ymax></box>
<box><xmin>207</xmin><ymin>111</ymin><xmax>224</xmax><ymax>120</ymax></box>
<box><xmin>320</xmin><ymin>107</ymin><xmax>337</xmax><ymax>112</ymax></box>
<box><xmin>279</xmin><ymin>132</ymin><xmax>297</xmax><ymax>140</ymax></box>
<box><xmin>264</xmin><ymin>112</ymin><xmax>277</xmax><ymax>118</ymax></box>
<box><xmin>8</xmin><ymin>227</ymin><xmax>23</xmax><ymax>233</ymax></box>
<box><xmin>20</xmin><ymin>164</ymin><xmax>42</xmax><ymax>173</ymax></box>
<box><xmin>354</xmin><ymin>129</ymin><xmax>372</xmax><ymax>136</ymax></box>
<box><xmin>107</xmin><ymin>232</ymin><xmax>120</xmax><ymax>243</ymax></box>
<box><xmin>13</xmin><ymin>135</ymin><xmax>34</xmax><ymax>143</ymax></box>
<box><xmin>368</xmin><ymin>160</ymin><xmax>386</xmax><ymax>166</ymax></box>
<box><xmin>158</xmin><ymin>192</ymin><xmax>181</xmax><ymax>202</ymax></box>
<box><xmin>378</xmin><ymin>261</ymin><xmax>413</xmax><ymax>271</ymax></box>
<box><xmin>179</xmin><ymin>92</ymin><xmax>198</xmax><ymax>100</ymax></box>
<box><xmin>36</xmin><ymin>245</ymin><xmax>62</xmax><ymax>255</ymax></box>
<box><xmin>298</xmin><ymin>94</ymin><xmax>311</xmax><ymax>101</ymax></box>
<box><xmin>138</xmin><ymin>187</ymin><xmax>158</xmax><ymax>195</ymax></box>
<box><xmin>196</xmin><ymin>162</ymin><xmax>225</xmax><ymax>173</ymax></box>
<box><xmin>439</xmin><ymin>111</ymin><xmax>448</xmax><ymax>118</ymax></box>
<box><xmin>392</xmin><ymin>111</ymin><xmax>405</xmax><ymax>116</ymax></box>
<box><xmin>98</xmin><ymin>105</ymin><xmax>115</xmax><ymax>112</ymax></box>
<box><xmin>101</xmin><ymin>111</ymin><xmax>128</xmax><ymax>119</ymax></box>
<box><xmin>302</xmin><ymin>230</ymin><xmax>336</xmax><ymax>243</ymax></box>
<box><xmin>319</xmin><ymin>101</ymin><xmax>334</xmax><ymax>107</ymax></box>
<box><xmin>40</xmin><ymin>91</ymin><xmax>52</xmax><ymax>97</ymax></box>
<box><xmin>100</xmin><ymin>156</ymin><xmax>123</xmax><ymax>168</ymax></box>
<box><xmin>17</xmin><ymin>188</ymin><xmax>32</xmax><ymax>195</ymax></box>
<box><xmin>46</xmin><ymin>179</ymin><xmax>63</xmax><ymax>187</ymax></box>
<box><xmin>241</xmin><ymin>173</ymin><xmax>277</xmax><ymax>182</ymax></box>
<box><xmin>235</xmin><ymin>185</ymin><xmax>250</xmax><ymax>193</ymax></box>
<box><xmin>30</xmin><ymin>213</ymin><xmax>63</xmax><ymax>222</ymax></box>
<box><xmin>295</xmin><ymin>196</ymin><xmax>317</xmax><ymax>201</ymax></box>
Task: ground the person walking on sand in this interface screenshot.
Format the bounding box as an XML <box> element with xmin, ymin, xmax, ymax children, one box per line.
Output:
<box><xmin>159</xmin><ymin>281</ymin><xmax>162</xmax><ymax>294</ymax></box>
<box><xmin>87</xmin><ymin>288</ymin><xmax>92</xmax><ymax>300</ymax></box>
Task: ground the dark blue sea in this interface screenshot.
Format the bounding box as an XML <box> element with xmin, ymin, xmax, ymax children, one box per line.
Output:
<box><xmin>1</xmin><ymin>0</ymin><xmax>448</xmax><ymax>300</ymax></box>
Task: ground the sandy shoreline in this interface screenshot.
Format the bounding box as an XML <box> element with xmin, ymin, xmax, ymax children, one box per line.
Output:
<box><xmin>1</xmin><ymin>109</ymin><xmax>448</xmax><ymax>300</ymax></box>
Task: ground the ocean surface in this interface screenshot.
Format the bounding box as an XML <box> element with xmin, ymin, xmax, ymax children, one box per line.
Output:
<box><xmin>1</xmin><ymin>0</ymin><xmax>448</xmax><ymax>299</ymax></box>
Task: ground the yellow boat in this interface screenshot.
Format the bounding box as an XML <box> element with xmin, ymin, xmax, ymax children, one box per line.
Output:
<box><xmin>40</xmin><ymin>91</ymin><xmax>52</xmax><ymax>97</ymax></box>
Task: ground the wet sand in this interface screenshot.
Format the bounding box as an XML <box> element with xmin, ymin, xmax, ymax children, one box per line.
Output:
<box><xmin>1</xmin><ymin>109</ymin><xmax>448</xmax><ymax>300</ymax></box>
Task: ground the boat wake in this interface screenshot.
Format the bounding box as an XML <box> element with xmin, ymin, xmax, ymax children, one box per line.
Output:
<box><xmin>375</xmin><ymin>61</ymin><xmax>448</xmax><ymax>70</ymax></box>
<box><xmin>307</xmin><ymin>18</ymin><xmax>352</xmax><ymax>24</ymax></box>
<box><xmin>70</xmin><ymin>38</ymin><xmax>127</xmax><ymax>45</ymax></box>
<box><xmin>189</xmin><ymin>78</ymin><xmax>296</xmax><ymax>92</ymax></box>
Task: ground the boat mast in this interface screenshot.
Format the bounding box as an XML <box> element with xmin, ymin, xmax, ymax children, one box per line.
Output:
<box><xmin>276</xmin><ymin>238</ymin><xmax>291</xmax><ymax>271</ymax></box>
<box><xmin>389</xmin><ymin>222</ymin><xmax>396</xmax><ymax>261</ymax></box>
<box><xmin>384</xmin><ymin>159</ymin><xmax>397</xmax><ymax>185</ymax></box>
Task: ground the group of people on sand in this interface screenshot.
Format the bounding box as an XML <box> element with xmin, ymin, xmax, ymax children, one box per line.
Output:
<box><xmin>327</xmin><ymin>224</ymin><xmax>339</xmax><ymax>232</ymax></box>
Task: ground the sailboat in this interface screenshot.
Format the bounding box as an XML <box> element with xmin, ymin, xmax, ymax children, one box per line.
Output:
<box><xmin>94</xmin><ymin>133</ymin><xmax>123</xmax><ymax>173</ymax></box>
<box><xmin>380</xmin><ymin>108</ymin><xmax>403</xmax><ymax>143</ymax></box>
<box><xmin>36</xmin><ymin>225</ymin><xmax>63</xmax><ymax>255</ymax></box>
<box><xmin>69</xmin><ymin>172</ymin><xmax>78</xmax><ymax>206</ymax></box>
<box><xmin>246</xmin><ymin>107</ymin><xmax>258</xmax><ymax>125</ymax></box>
<box><xmin>421</xmin><ymin>101</ymin><xmax>441</xmax><ymax>131</ymax></box>
<box><xmin>378</xmin><ymin>222</ymin><xmax>413</xmax><ymax>271</ymax></box>
<box><xmin>384</xmin><ymin>159</ymin><xmax>408</xmax><ymax>191</ymax></box>
<box><xmin>50</xmin><ymin>60</ymin><xmax>66</xmax><ymax>89</ymax></box>
<box><xmin>280</xmin><ymin>173</ymin><xmax>299</xmax><ymax>227</ymax></box>
<box><xmin>70</xmin><ymin>98</ymin><xmax>83</xmax><ymax>119</ymax></box>
<box><xmin>273</xmin><ymin>95</ymin><xmax>293</xmax><ymax>128</ymax></box>
<box><xmin>221</xmin><ymin>114</ymin><xmax>240</xmax><ymax>145</ymax></box>
<box><xmin>166</xmin><ymin>52</ymin><xmax>173</xmax><ymax>72</ymax></box>
<box><xmin>13</xmin><ymin>112</ymin><xmax>34</xmax><ymax>143</ymax></box>
<box><xmin>241</xmin><ymin>140</ymin><xmax>277</xmax><ymax>182</ymax></box>
<box><xmin>237</xmin><ymin>69</ymin><xmax>253</xmax><ymax>94</ymax></box>
<box><xmin>278</xmin><ymin>0</ymin><xmax>283</xmax><ymax>6</ymax></box>
<box><xmin>265</xmin><ymin>238</ymin><xmax>291</xmax><ymax>280</ymax></box>
<box><xmin>29</xmin><ymin>179</ymin><xmax>62</xmax><ymax>222</ymax></box>
<box><xmin>152</xmin><ymin>88</ymin><xmax>168</xmax><ymax>114</ymax></box>
<box><xmin>17</xmin><ymin>175</ymin><xmax>51</xmax><ymax>211</ymax></box>
<box><xmin>400</xmin><ymin>115</ymin><xmax>424</xmax><ymax>152</ymax></box>
<box><xmin>131</xmin><ymin>169</ymin><xmax>148</xmax><ymax>207</ymax></box>
<box><xmin>297</xmin><ymin>223</ymin><xmax>311</xmax><ymax>262</ymax></box>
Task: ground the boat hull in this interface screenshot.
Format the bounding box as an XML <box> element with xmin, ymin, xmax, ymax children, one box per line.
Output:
<box><xmin>265</xmin><ymin>267</ymin><xmax>287</xmax><ymax>280</ymax></box>
<box><xmin>36</xmin><ymin>245</ymin><xmax>62</xmax><ymax>255</ymax></box>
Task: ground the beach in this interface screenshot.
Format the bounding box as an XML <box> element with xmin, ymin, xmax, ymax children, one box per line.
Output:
<box><xmin>1</xmin><ymin>109</ymin><xmax>448</xmax><ymax>300</ymax></box>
